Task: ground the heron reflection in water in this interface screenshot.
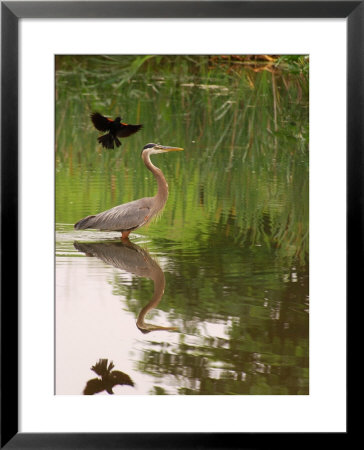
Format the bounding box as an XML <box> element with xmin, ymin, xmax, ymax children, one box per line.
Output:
<box><xmin>74</xmin><ymin>143</ymin><xmax>183</xmax><ymax>239</ymax></box>
<box><xmin>83</xmin><ymin>359</ymin><xmax>134</xmax><ymax>395</ymax></box>
<box><xmin>74</xmin><ymin>240</ymin><xmax>178</xmax><ymax>333</ymax></box>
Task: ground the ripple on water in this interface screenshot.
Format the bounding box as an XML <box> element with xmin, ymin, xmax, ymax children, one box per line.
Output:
<box><xmin>56</xmin><ymin>223</ymin><xmax>151</xmax><ymax>257</ymax></box>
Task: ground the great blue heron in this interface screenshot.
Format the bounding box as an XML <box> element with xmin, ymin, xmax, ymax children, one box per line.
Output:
<box><xmin>74</xmin><ymin>143</ymin><xmax>183</xmax><ymax>239</ymax></box>
<box><xmin>90</xmin><ymin>112</ymin><xmax>142</xmax><ymax>149</ymax></box>
<box><xmin>74</xmin><ymin>240</ymin><xmax>179</xmax><ymax>333</ymax></box>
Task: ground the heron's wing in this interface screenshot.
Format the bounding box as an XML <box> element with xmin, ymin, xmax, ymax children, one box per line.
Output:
<box><xmin>116</xmin><ymin>123</ymin><xmax>143</xmax><ymax>138</ymax></box>
<box><xmin>90</xmin><ymin>199</ymin><xmax>152</xmax><ymax>231</ymax></box>
<box><xmin>90</xmin><ymin>112</ymin><xmax>113</xmax><ymax>132</ymax></box>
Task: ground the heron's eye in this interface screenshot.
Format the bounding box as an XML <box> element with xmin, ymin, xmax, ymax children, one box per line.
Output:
<box><xmin>142</xmin><ymin>143</ymin><xmax>156</xmax><ymax>150</ymax></box>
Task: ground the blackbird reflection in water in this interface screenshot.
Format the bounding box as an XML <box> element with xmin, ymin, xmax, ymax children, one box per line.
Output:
<box><xmin>83</xmin><ymin>359</ymin><xmax>134</xmax><ymax>395</ymax></box>
<box><xmin>74</xmin><ymin>240</ymin><xmax>178</xmax><ymax>333</ymax></box>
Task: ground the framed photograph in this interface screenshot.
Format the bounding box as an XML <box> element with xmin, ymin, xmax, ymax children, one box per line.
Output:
<box><xmin>1</xmin><ymin>1</ymin><xmax>356</xmax><ymax>447</ymax></box>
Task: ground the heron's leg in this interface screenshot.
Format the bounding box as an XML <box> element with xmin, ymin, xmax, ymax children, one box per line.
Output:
<box><xmin>121</xmin><ymin>230</ymin><xmax>131</xmax><ymax>240</ymax></box>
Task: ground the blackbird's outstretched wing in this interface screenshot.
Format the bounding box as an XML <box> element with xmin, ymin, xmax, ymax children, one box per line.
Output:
<box><xmin>91</xmin><ymin>112</ymin><xmax>113</xmax><ymax>132</ymax></box>
<box><xmin>83</xmin><ymin>378</ymin><xmax>105</xmax><ymax>395</ymax></box>
<box><xmin>110</xmin><ymin>370</ymin><xmax>135</xmax><ymax>387</ymax></box>
<box><xmin>116</xmin><ymin>123</ymin><xmax>143</xmax><ymax>138</ymax></box>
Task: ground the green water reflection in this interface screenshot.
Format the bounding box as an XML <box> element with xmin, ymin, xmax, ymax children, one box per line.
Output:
<box><xmin>56</xmin><ymin>55</ymin><xmax>309</xmax><ymax>395</ymax></box>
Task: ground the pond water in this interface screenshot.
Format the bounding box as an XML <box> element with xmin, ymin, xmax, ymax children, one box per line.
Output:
<box><xmin>56</xmin><ymin>56</ymin><xmax>309</xmax><ymax>395</ymax></box>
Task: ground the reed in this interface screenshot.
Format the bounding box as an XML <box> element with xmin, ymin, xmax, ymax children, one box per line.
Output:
<box><xmin>56</xmin><ymin>55</ymin><xmax>309</xmax><ymax>261</ymax></box>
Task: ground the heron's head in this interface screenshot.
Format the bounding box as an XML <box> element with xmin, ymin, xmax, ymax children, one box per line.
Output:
<box><xmin>141</xmin><ymin>143</ymin><xmax>184</xmax><ymax>155</ymax></box>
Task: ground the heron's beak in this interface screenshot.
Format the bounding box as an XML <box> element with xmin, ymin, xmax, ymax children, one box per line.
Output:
<box><xmin>159</xmin><ymin>145</ymin><xmax>184</xmax><ymax>152</ymax></box>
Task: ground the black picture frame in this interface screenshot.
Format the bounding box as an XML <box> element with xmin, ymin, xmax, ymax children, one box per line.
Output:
<box><xmin>1</xmin><ymin>1</ymin><xmax>356</xmax><ymax>448</ymax></box>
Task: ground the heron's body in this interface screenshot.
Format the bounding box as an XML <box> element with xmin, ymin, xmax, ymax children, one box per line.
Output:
<box><xmin>75</xmin><ymin>196</ymin><xmax>154</xmax><ymax>233</ymax></box>
<box><xmin>74</xmin><ymin>143</ymin><xmax>183</xmax><ymax>239</ymax></box>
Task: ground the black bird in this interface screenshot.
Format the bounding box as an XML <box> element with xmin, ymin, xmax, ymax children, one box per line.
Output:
<box><xmin>90</xmin><ymin>112</ymin><xmax>142</xmax><ymax>149</ymax></box>
<box><xmin>83</xmin><ymin>359</ymin><xmax>134</xmax><ymax>395</ymax></box>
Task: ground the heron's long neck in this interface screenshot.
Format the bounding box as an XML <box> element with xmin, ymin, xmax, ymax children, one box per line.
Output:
<box><xmin>142</xmin><ymin>152</ymin><xmax>169</xmax><ymax>208</ymax></box>
<box><xmin>136</xmin><ymin>267</ymin><xmax>166</xmax><ymax>328</ymax></box>
<box><xmin>136</xmin><ymin>267</ymin><xmax>178</xmax><ymax>332</ymax></box>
